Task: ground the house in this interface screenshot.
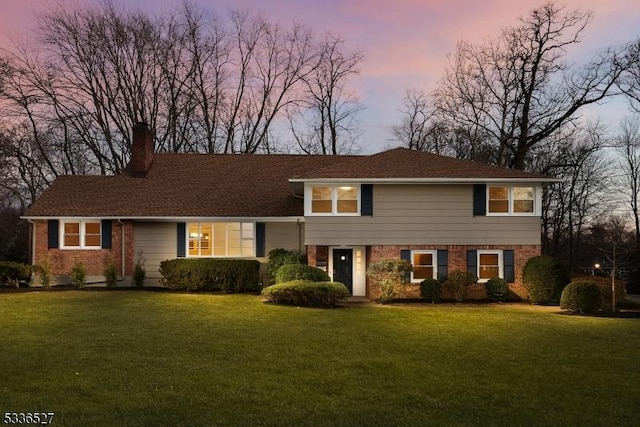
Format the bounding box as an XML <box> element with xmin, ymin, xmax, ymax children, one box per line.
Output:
<box><xmin>23</xmin><ymin>123</ymin><xmax>551</xmax><ymax>299</ymax></box>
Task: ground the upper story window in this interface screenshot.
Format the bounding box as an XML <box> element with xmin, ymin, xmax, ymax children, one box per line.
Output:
<box><xmin>61</xmin><ymin>220</ymin><xmax>101</xmax><ymax>249</ymax></box>
<box><xmin>188</xmin><ymin>222</ymin><xmax>254</xmax><ymax>257</ymax></box>
<box><xmin>311</xmin><ymin>187</ymin><xmax>332</xmax><ymax>213</ymax></box>
<box><xmin>307</xmin><ymin>185</ymin><xmax>360</xmax><ymax>215</ymax></box>
<box><xmin>487</xmin><ymin>186</ymin><xmax>536</xmax><ymax>215</ymax></box>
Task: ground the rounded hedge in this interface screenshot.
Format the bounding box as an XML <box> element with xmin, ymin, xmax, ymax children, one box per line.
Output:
<box><xmin>485</xmin><ymin>277</ymin><xmax>509</xmax><ymax>302</ymax></box>
<box><xmin>261</xmin><ymin>280</ymin><xmax>350</xmax><ymax>307</ymax></box>
<box><xmin>275</xmin><ymin>264</ymin><xmax>329</xmax><ymax>284</ymax></box>
<box><xmin>522</xmin><ymin>255</ymin><xmax>570</xmax><ymax>305</ymax></box>
<box><xmin>560</xmin><ymin>280</ymin><xmax>602</xmax><ymax>315</ymax></box>
<box><xmin>266</xmin><ymin>248</ymin><xmax>306</xmax><ymax>283</ymax></box>
<box><xmin>420</xmin><ymin>278</ymin><xmax>442</xmax><ymax>303</ymax></box>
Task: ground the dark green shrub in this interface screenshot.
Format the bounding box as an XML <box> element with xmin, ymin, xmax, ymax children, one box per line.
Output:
<box><xmin>133</xmin><ymin>251</ymin><xmax>146</xmax><ymax>288</ymax></box>
<box><xmin>266</xmin><ymin>248</ymin><xmax>306</xmax><ymax>284</ymax></box>
<box><xmin>159</xmin><ymin>259</ymin><xmax>261</xmax><ymax>293</ymax></box>
<box><xmin>70</xmin><ymin>260</ymin><xmax>87</xmax><ymax>288</ymax></box>
<box><xmin>366</xmin><ymin>259</ymin><xmax>412</xmax><ymax>303</ymax></box>
<box><xmin>261</xmin><ymin>280</ymin><xmax>350</xmax><ymax>307</ymax></box>
<box><xmin>0</xmin><ymin>261</ymin><xmax>33</xmax><ymax>287</ymax></box>
<box><xmin>560</xmin><ymin>280</ymin><xmax>602</xmax><ymax>315</ymax></box>
<box><xmin>420</xmin><ymin>278</ymin><xmax>442</xmax><ymax>303</ymax></box>
<box><xmin>485</xmin><ymin>277</ymin><xmax>509</xmax><ymax>302</ymax></box>
<box><xmin>275</xmin><ymin>263</ymin><xmax>329</xmax><ymax>284</ymax></box>
<box><xmin>522</xmin><ymin>255</ymin><xmax>570</xmax><ymax>305</ymax></box>
<box><xmin>443</xmin><ymin>270</ymin><xmax>477</xmax><ymax>302</ymax></box>
<box><xmin>104</xmin><ymin>260</ymin><xmax>118</xmax><ymax>288</ymax></box>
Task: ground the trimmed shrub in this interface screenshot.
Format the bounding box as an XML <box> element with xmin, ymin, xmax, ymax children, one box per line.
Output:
<box><xmin>266</xmin><ymin>248</ymin><xmax>306</xmax><ymax>284</ymax></box>
<box><xmin>70</xmin><ymin>260</ymin><xmax>87</xmax><ymax>288</ymax></box>
<box><xmin>366</xmin><ymin>259</ymin><xmax>412</xmax><ymax>303</ymax></box>
<box><xmin>522</xmin><ymin>255</ymin><xmax>570</xmax><ymax>305</ymax></box>
<box><xmin>485</xmin><ymin>277</ymin><xmax>509</xmax><ymax>302</ymax></box>
<box><xmin>133</xmin><ymin>251</ymin><xmax>146</xmax><ymax>288</ymax></box>
<box><xmin>0</xmin><ymin>261</ymin><xmax>32</xmax><ymax>287</ymax></box>
<box><xmin>261</xmin><ymin>280</ymin><xmax>350</xmax><ymax>307</ymax></box>
<box><xmin>104</xmin><ymin>260</ymin><xmax>118</xmax><ymax>288</ymax></box>
<box><xmin>37</xmin><ymin>259</ymin><xmax>52</xmax><ymax>288</ymax></box>
<box><xmin>159</xmin><ymin>259</ymin><xmax>261</xmax><ymax>293</ymax></box>
<box><xmin>420</xmin><ymin>278</ymin><xmax>442</xmax><ymax>303</ymax></box>
<box><xmin>571</xmin><ymin>275</ymin><xmax>624</xmax><ymax>311</ymax></box>
<box><xmin>275</xmin><ymin>263</ymin><xmax>329</xmax><ymax>284</ymax></box>
<box><xmin>443</xmin><ymin>270</ymin><xmax>477</xmax><ymax>302</ymax></box>
<box><xmin>560</xmin><ymin>280</ymin><xmax>602</xmax><ymax>315</ymax></box>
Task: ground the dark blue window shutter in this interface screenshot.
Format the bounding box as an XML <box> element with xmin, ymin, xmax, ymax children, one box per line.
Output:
<box><xmin>47</xmin><ymin>219</ymin><xmax>59</xmax><ymax>249</ymax></box>
<box><xmin>400</xmin><ymin>249</ymin><xmax>412</xmax><ymax>281</ymax></box>
<box><xmin>255</xmin><ymin>222</ymin><xmax>266</xmax><ymax>257</ymax></box>
<box><xmin>101</xmin><ymin>220</ymin><xmax>112</xmax><ymax>249</ymax></box>
<box><xmin>177</xmin><ymin>222</ymin><xmax>186</xmax><ymax>257</ymax></box>
<box><xmin>437</xmin><ymin>250</ymin><xmax>448</xmax><ymax>282</ymax></box>
<box><xmin>473</xmin><ymin>184</ymin><xmax>486</xmax><ymax>216</ymax></box>
<box><xmin>361</xmin><ymin>184</ymin><xmax>373</xmax><ymax>216</ymax></box>
<box><xmin>467</xmin><ymin>250</ymin><xmax>477</xmax><ymax>276</ymax></box>
<box><xmin>504</xmin><ymin>250</ymin><xmax>515</xmax><ymax>283</ymax></box>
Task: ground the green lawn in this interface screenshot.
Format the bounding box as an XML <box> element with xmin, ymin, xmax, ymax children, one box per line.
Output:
<box><xmin>1</xmin><ymin>291</ymin><xmax>639</xmax><ymax>426</ymax></box>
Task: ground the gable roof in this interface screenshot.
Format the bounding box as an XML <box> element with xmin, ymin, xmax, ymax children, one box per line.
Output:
<box><xmin>290</xmin><ymin>147</ymin><xmax>545</xmax><ymax>181</ymax></box>
<box><xmin>24</xmin><ymin>148</ymin><xmax>549</xmax><ymax>218</ymax></box>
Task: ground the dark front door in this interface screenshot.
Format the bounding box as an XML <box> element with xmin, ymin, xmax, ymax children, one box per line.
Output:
<box><xmin>333</xmin><ymin>249</ymin><xmax>353</xmax><ymax>294</ymax></box>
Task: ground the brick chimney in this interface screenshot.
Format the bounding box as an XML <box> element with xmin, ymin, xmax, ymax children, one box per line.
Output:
<box><xmin>128</xmin><ymin>122</ymin><xmax>154</xmax><ymax>177</ymax></box>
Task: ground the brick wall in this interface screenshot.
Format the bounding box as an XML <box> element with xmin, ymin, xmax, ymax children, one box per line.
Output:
<box><xmin>33</xmin><ymin>220</ymin><xmax>135</xmax><ymax>280</ymax></box>
<box><xmin>366</xmin><ymin>244</ymin><xmax>540</xmax><ymax>300</ymax></box>
<box><xmin>307</xmin><ymin>245</ymin><xmax>328</xmax><ymax>267</ymax></box>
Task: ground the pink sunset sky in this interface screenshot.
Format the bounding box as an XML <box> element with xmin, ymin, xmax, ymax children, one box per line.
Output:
<box><xmin>1</xmin><ymin>0</ymin><xmax>639</xmax><ymax>153</ymax></box>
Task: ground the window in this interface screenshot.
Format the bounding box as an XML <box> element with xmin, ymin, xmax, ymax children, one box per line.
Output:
<box><xmin>477</xmin><ymin>250</ymin><xmax>503</xmax><ymax>282</ymax></box>
<box><xmin>337</xmin><ymin>186</ymin><xmax>358</xmax><ymax>213</ymax></box>
<box><xmin>308</xmin><ymin>185</ymin><xmax>360</xmax><ymax>215</ymax></box>
<box><xmin>61</xmin><ymin>220</ymin><xmax>101</xmax><ymax>249</ymax></box>
<box><xmin>513</xmin><ymin>187</ymin><xmax>534</xmax><ymax>213</ymax></box>
<box><xmin>311</xmin><ymin>187</ymin><xmax>332</xmax><ymax>213</ymax></box>
<box><xmin>412</xmin><ymin>250</ymin><xmax>437</xmax><ymax>282</ymax></box>
<box><xmin>188</xmin><ymin>222</ymin><xmax>254</xmax><ymax>257</ymax></box>
<box><xmin>488</xmin><ymin>186</ymin><xmax>509</xmax><ymax>213</ymax></box>
<box><xmin>487</xmin><ymin>186</ymin><xmax>535</xmax><ymax>215</ymax></box>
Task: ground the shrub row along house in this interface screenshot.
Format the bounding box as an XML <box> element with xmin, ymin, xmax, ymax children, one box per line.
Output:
<box><xmin>23</xmin><ymin>123</ymin><xmax>551</xmax><ymax>299</ymax></box>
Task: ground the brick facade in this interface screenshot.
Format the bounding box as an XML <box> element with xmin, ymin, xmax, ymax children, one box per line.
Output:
<box><xmin>308</xmin><ymin>243</ymin><xmax>541</xmax><ymax>300</ymax></box>
<box><xmin>33</xmin><ymin>220</ymin><xmax>135</xmax><ymax>283</ymax></box>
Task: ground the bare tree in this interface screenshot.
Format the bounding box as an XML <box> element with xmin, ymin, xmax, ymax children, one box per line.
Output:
<box><xmin>394</xmin><ymin>90</ymin><xmax>434</xmax><ymax>151</ymax></box>
<box><xmin>433</xmin><ymin>2</ymin><xmax>627</xmax><ymax>170</ymax></box>
<box><xmin>539</xmin><ymin>123</ymin><xmax>612</xmax><ymax>271</ymax></box>
<box><xmin>287</xmin><ymin>34</ymin><xmax>363</xmax><ymax>155</ymax></box>
<box><xmin>617</xmin><ymin>39</ymin><xmax>640</xmax><ymax>112</ymax></box>
<box><xmin>616</xmin><ymin>117</ymin><xmax>640</xmax><ymax>244</ymax></box>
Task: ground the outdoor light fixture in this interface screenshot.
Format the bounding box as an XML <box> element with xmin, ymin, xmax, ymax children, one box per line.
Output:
<box><xmin>594</xmin><ymin>263</ymin><xmax>616</xmax><ymax>313</ymax></box>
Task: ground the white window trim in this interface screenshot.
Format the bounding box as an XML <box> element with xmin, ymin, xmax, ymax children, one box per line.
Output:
<box><xmin>410</xmin><ymin>250</ymin><xmax>438</xmax><ymax>283</ymax></box>
<box><xmin>186</xmin><ymin>222</ymin><xmax>256</xmax><ymax>258</ymax></box>
<box><xmin>486</xmin><ymin>185</ymin><xmax>540</xmax><ymax>216</ymax></box>
<box><xmin>305</xmin><ymin>184</ymin><xmax>361</xmax><ymax>216</ymax></box>
<box><xmin>60</xmin><ymin>219</ymin><xmax>102</xmax><ymax>250</ymax></box>
<box><xmin>477</xmin><ymin>250</ymin><xmax>503</xmax><ymax>283</ymax></box>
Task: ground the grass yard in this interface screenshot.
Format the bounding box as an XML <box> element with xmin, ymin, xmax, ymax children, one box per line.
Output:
<box><xmin>1</xmin><ymin>291</ymin><xmax>639</xmax><ymax>426</ymax></box>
